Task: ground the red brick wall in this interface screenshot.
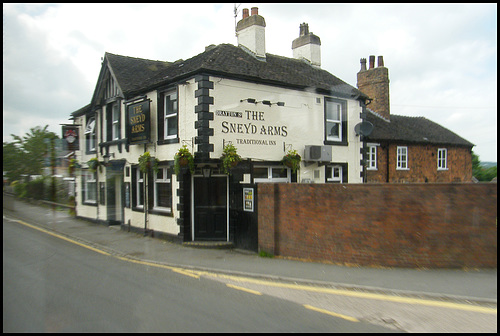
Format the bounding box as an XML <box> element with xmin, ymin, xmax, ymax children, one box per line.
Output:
<box><xmin>366</xmin><ymin>144</ymin><xmax>472</xmax><ymax>183</ymax></box>
<box><xmin>258</xmin><ymin>183</ymin><xmax>496</xmax><ymax>268</ymax></box>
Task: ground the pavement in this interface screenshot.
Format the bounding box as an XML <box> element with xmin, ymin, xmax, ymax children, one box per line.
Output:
<box><xmin>3</xmin><ymin>196</ymin><xmax>497</xmax><ymax>305</ymax></box>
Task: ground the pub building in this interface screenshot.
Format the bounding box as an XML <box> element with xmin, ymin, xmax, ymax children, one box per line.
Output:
<box><xmin>69</xmin><ymin>8</ymin><xmax>369</xmax><ymax>250</ymax></box>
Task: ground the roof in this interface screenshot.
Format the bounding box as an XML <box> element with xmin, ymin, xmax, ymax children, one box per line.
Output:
<box><xmin>104</xmin><ymin>43</ymin><xmax>366</xmax><ymax>100</ymax></box>
<box><xmin>70</xmin><ymin>103</ymin><xmax>91</xmax><ymax>118</ymax></box>
<box><xmin>365</xmin><ymin>109</ymin><xmax>474</xmax><ymax>147</ymax></box>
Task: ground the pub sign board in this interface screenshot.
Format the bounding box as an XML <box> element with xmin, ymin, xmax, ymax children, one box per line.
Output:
<box><xmin>127</xmin><ymin>100</ymin><xmax>150</xmax><ymax>144</ymax></box>
<box><xmin>62</xmin><ymin>125</ymin><xmax>79</xmax><ymax>151</ymax></box>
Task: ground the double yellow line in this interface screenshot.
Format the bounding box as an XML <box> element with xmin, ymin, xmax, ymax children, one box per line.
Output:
<box><xmin>8</xmin><ymin>217</ymin><xmax>497</xmax><ymax>318</ymax></box>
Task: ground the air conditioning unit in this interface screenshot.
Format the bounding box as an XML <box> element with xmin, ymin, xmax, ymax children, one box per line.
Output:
<box><xmin>304</xmin><ymin>145</ymin><xmax>332</xmax><ymax>162</ymax></box>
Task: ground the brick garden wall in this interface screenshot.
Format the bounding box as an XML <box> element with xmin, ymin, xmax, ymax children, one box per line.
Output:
<box><xmin>258</xmin><ymin>183</ymin><xmax>497</xmax><ymax>268</ymax></box>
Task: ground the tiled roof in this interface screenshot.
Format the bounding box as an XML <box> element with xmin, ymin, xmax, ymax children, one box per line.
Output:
<box><xmin>105</xmin><ymin>43</ymin><xmax>366</xmax><ymax>100</ymax></box>
<box><xmin>366</xmin><ymin>110</ymin><xmax>474</xmax><ymax>147</ymax></box>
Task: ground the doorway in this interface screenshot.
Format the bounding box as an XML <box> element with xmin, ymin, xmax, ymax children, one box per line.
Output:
<box><xmin>192</xmin><ymin>176</ymin><xmax>228</xmax><ymax>241</ymax></box>
<box><xmin>106</xmin><ymin>162</ymin><xmax>124</xmax><ymax>225</ymax></box>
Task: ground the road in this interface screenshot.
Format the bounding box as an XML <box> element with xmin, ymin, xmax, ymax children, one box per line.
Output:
<box><xmin>3</xmin><ymin>217</ymin><xmax>395</xmax><ymax>332</ymax></box>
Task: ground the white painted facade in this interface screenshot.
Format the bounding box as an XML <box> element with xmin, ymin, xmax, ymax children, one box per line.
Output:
<box><xmin>73</xmin><ymin>74</ymin><xmax>364</xmax><ymax>239</ymax></box>
<box><xmin>70</xmin><ymin>7</ymin><xmax>366</xmax><ymax>245</ymax></box>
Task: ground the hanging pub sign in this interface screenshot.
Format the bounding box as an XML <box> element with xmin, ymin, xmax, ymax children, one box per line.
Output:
<box><xmin>127</xmin><ymin>100</ymin><xmax>150</xmax><ymax>144</ymax></box>
<box><xmin>62</xmin><ymin>125</ymin><xmax>79</xmax><ymax>151</ymax></box>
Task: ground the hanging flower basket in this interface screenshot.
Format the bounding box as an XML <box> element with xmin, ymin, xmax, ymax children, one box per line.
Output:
<box><xmin>87</xmin><ymin>157</ymin><xmax>101</xmax><ymax>172</ymax></box>
<box><xmin>138</xmin><ymin>151</ymin><xmax>159</xmax><ymax>174</ymax></box>
<box><xmin>68</xmin><ymin>158</ymin><xmax>80</xmax><ymax>175</ymax></box>
<box><xmin>282</xmin><ymin>149</ymin><xmax>301</xmax><ymax>173</ymax></box>
<box><xmin>174</xmin><ymin>145</ymin><xmax>195</xmax><ymax>176</ymax></box>
<box><xmin>221</xmin><ymin>143</ymin><xmax>242</xmax><ymax>175</ymax></box>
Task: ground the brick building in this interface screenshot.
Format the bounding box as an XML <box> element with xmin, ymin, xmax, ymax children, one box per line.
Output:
<box><xmin>358</xmin><ymin>56</ymin><xmax>474</xmax><ymax>183</ymax></box>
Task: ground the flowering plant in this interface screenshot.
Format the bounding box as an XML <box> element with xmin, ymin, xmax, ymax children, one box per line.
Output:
<box><xmin>221</xmin><ymin>143</ymin><xmax>242</xmax><ymax>175</ymax></box>
<box><xmin>174</xmin><ymin>145</ymin><xmax>195</xmax><ymax>175</ymax></box>
<box><xmin>138</xmin><ymin>151</ymin><xmax>159</xmax><ymax>174</ymax></box>
<box><xmin>281</xmin><ymin>149</ymin><xmax>301</xmax><ymax>173</ymax></box>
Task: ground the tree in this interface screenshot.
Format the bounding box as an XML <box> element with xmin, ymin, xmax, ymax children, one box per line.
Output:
<box><xmin>3</xmin><ymin>141</ymin><xmax>24</xmax><ymax>182</ymax></box>
<box><xmin>472</xmin><ymin>151</ymin><xmax>497</xmax><ymax>182</ymax></box>
<box><xmin>3</xmin><ymin>125</ymin><xmax>59</xmax><ymax>182</ymax></box>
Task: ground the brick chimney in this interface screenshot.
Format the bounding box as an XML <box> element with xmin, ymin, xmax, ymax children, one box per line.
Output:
<box><xmin>357</xmin><ymin>55</ymin><xmax>390</xmax><ymax>120</ymax></box>
<box><xmin>236</xmin><ymin>7</ymin><xmax>266</xmax><ymax>60</ymax></box>
<box><xmin>292</xmin><ymin>23</ymin><xmax>321</xmax><ymax>67</ymax></box>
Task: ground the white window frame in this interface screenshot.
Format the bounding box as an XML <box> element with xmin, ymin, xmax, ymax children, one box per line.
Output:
<box><xmin>326</xmin><ymin>165</ymin><xmax>343</xmax><ymax>183</ymax></box>
<box><xmin>153</xmin><ymin>166</ymin><xmax>172</xmax><ymax>213</ymax></box>
<box><xmin>84</xmin><ymin>170</ymin><xmax>97</xmax><ymax>204</ymax></box>
<box><xmin>253</xmin><ymin>166</ymin><xmax>291</xmax><ymax>183</ymax></box>
<box><xmin>397</xmin><ymin>146</ymin><xmax>409</xmax><ymax>170</ymax></box>
<box><xmin>437</xmin><ymin>148</ymin><xmax>448</xmax><ymax>170</ymax></box>
<box><xmin>164</xmin><ymin>90</ymin><xmax>178</xmax><ymax>140</ymax></box>
<box><xmin>136</xmin><ymin>169</ymin><xmax>144</xmax><ymax>208</ymax></box>
<box><xmin>367</xmin><ymin>144</ymin><xmax>378</xmax><ymax>170</ymax></box>
<box><xmin>325</xmin><ymin>99</ymin><xmax>342</xmax><ymax>142</ymax></box>
<box><xmin>85</xmin><ymin>117</ymin><xmax>96</xmax><ymax>152</ymax></box>
<box><xmin>112</xmin><ymin>102</ymin><xmax>120</xmax><ymax>140</ymax></box>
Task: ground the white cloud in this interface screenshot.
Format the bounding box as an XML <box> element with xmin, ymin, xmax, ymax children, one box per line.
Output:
<box><xmin>2</xmin><ymin>3</ymin><xmax>497</xmax><ymax>161</ymax></box>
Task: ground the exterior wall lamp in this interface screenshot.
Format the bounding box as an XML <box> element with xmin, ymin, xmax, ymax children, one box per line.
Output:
<box><xmin>103</xmin><ymin>152</ymin><xmax>115</xmax><ymax>164</ymax></box>
<box><xmin>202</xmin><ymin>166</ymin><xmax>212</xmax><ymax>178</ymax></box>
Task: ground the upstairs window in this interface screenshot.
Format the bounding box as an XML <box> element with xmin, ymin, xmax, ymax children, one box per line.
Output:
<box><xmin>437</xmin><ymin>148</ymin><xmax>447</xmax><ymax>170</ymax></box>
<box><xmin>324</xmin><ymin>97</ymin><xmax>347</xmax><ymax>145</ymax></box>
<box><xmin>158</xmin><ymin>89</ymin><xmax>178</xmax><ymax>144</ymax></box>
<box><xmin>106</xmin><ymin>101</ymin><xmax>121</xmax><ymax>141</ymax></box>
<box><xmin>85</xmin><ymin>116</ymin><xmax>96</xmax><ymax>153</ymax></box>
<box><xmin>367</xmin><ymin>145</ymin><xmax>377</xmax><ymax>170</ymax></box>
<box><xmin>112</xmin><ymin>103</ymin><xmax>120</xmax><ymax>140</ymax></box>
<box><xmin>397</xmin><ymin>146</ymin><xmax>409</xmax><ymax>170</ymax></box>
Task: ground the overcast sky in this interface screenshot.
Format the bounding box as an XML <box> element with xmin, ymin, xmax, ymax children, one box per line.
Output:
<box><xmin>3</xmin><ymin>3</ymin><xmax>497</xmax><ymax>161</ymax></box>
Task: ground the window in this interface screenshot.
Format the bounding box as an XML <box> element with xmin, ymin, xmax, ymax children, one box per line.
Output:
<box><xmin>324</xmin><ymin>97</ymin><xmax>347</xmax><ymax>145</ymax></box>
<box><xmin>83</xmin><ymin>170</ymin><xmax>97</xmax><ymax>204</ymax></box>
<box><xmin>106</xmin><ymin>101</ymin><xmax>120</xmax><ymax>141</ymax></box>
<box><xmin>438</xmin><ymin>148</ymin><xmax>447</xmax><ymax>170</ymax></box>
<box><xmin>154</xmin><ymin>167</ymin><xmax>172</xmax><ymax>212</ymax></box>
<box><xmin>158</xmin><ymin>89</ymin><xmax>178</xmax><ymax>144</ymax></box>
<box><xmin>253</xmin><ymin>166</ymin><xmax>290</xmax><ymax>183</ymax></box>
<box><xmin>397</xmin><ymin>146</ymin><xmax>409</xmax><ymax>170</ymax></box>
<box><xmin>367</xmin><ymin>145</ymin><xmax>377</xmax><ymax>170</ymax></box>
<box><xmin>85</xmin><ymin>117</ymin><xmax>96</xmax><ymax>152</ymax></box>
<box><xmin>326</xmin><ymin>163</ymin><xmax>348</xmax><ymax>183</ymax></box>
<box><xmin>112</xmin><ymin>103</ymin><xmax>120</xmax><ymax>140</ymax></box>
<box><xmin>136</xmin><ymin>169</ymin><xmax>144</xmax><ymax>208</ymax></box>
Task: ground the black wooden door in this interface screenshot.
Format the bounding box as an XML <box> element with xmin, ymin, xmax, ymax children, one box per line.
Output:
<box><xmin>193</xmin><ymin>176</ymin><xmax>227</xmax><ymax>240</ymax></box>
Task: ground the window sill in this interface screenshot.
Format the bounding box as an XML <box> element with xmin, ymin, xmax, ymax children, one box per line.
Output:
<box><xmin>396</xmin><ymin>168</ymin><xmax>410</xmax><ymax>171</ymax></box>
<box><xmin>324</xmin><ymin>140</ymin><xmax>348</xmax><ymax>146</ymax></box>
<box><xmin>158</xmin><ymin>138</ymin><xmax>180</xmax><ymax>145</ymax></box>
<box><xmin>149</xmin><ymin>208</ymin><xmax>173</xmax><ymax>217</ymax></box>
<box><xmin>83</xmin><ymin>201</ymin><xmax>97</xmax><ymax>206</ymax></box>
